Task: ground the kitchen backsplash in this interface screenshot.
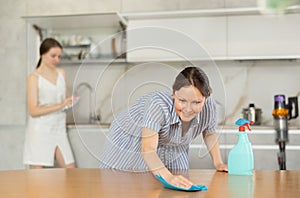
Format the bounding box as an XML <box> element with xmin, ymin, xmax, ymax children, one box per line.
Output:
<box><xmin>63</xmin><ymin>59</ymin><xmax>300</xmax><ymax>127</ymax></box>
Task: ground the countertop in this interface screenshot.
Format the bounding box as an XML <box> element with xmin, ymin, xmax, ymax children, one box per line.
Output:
<box><xmin>67</xmin><ymin>123</ymin><xmax>300</xmax><ymax>131</ymax></box>
<box><xmin>67</xmin><ymin>123</ymin><xmax>110</xmax><ymax>129</ymax></box>
<box><xmin>0</xmin><ymin>169</ymin><xmax>299</xmax><ymax>197</ymax></box>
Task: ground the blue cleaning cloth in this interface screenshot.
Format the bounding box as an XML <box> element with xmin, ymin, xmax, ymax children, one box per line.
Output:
<box><xmin>155</xmin><ymin>174</ymin><xmax>208</xmax><ymax>192</ymax></box>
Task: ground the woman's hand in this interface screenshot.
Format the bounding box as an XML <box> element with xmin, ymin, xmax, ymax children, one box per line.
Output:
<box><xmin>61</xmin><ymin>96</ymin><xmax>74</xmax><ymax>109</ymax></box>
<box><xmin>165</xmin><ymin>174</ymin><xmax>194</xmax><ymax>189</ymax></box>
<box><xmin>215</xmin><ymin>163</ymin><xmax>228</xmax><ymax>172</ymax></box>
<box><xmin>141</xmin><ymin>128</ymin><xmax>196</xmax><ymax>189</ymax></box>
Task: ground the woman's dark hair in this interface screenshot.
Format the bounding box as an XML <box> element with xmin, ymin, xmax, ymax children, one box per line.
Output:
<box><xmin>36</xmin><ymin>38</ymin><xmax>62</xmax><ymax>68</ymax></box>
<box><xmin>172</xmin><ymin>66</ymin><xmax>212</xmax><ymax>98</ymax></box>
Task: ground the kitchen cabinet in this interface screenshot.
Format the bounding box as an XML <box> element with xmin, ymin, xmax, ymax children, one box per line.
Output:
<box><xmin>228</xmin><ymin>13</ymin><xmax>300</xmax><ymax>59</ymax></box>
<box><xmin>67</xmin><ymin>125</ymin><xmax>300</xmax><ymax>170</ymax></box>
<box><xmin>24</xmin><ymin>10</ymin><xmax>300</xmax><ymax>65</ymax></box>
<box><xmin>24</xmin><ymin>13</ymin><xmax>127</xmax><ymax>70</ymax></box>
<box><xmin>126</xmin><ymin>16</ymin><xmax>227</xmax><ymax>62</ymax></box>
<box><xmin>125</xmin><ymin>9</ymin><xmax>300</xmax><ymax>61</ymax></box>
<box><xmin>1</xmin><ymin>125</ymin><xmax>299</xmax><ymax>170</ymax></box>
<box><xmin>67</xmin><ymin>126</ymin><xmax>109</xmax><ymax>168</ymax></box>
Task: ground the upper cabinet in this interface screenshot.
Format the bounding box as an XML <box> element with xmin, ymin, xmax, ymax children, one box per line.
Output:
<box><xmin>24</xmin><ymin>13</ymin><xmax>127</xmax><ymax>69</ymax></box>
<box><xmin>124</xmin><ymin>8</ymin><xmax>300</xmax><ymax>62</ymax></box>
<box><xmin>228</xmin><ymin>13</ymin><xmax>300</xmax><ymax>59</ymax></box>
<box><xmin>24</xmin><ymin>9</ymin><xmax>300</xmax><ymax>64</ymax></box>
<box><xmin>126</xmin><ymin>16</ymin><xmax>227</xmax><ymax>62</ymax></box>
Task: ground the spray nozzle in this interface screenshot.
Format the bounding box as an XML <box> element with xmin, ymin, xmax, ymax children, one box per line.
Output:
<box><xmin>235</xmin><ymin>118</ymin><xmax>254</xmax><ymax>131</ymax></box>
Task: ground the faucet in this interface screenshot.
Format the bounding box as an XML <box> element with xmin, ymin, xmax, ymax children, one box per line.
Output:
<box><xmin>74</xmin><ymin>82</ymin><xmax>98</xmax><ymax>124</ymax></box>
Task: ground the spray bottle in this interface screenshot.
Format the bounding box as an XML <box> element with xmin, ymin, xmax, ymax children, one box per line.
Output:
<box><xmin>228</xmin><ymin>118</ymin><xmax>254</xmax><ymax>176</ymax></box>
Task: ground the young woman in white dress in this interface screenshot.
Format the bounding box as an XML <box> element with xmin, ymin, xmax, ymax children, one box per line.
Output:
<box><xmin>23</xmin><ymin>38</ymin><xmax>75</xmax><ymax>169</ymax></box>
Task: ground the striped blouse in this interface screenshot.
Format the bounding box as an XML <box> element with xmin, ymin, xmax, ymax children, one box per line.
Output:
<box><xmin>100</xmin><ymin>90</ymin><xmax>217</xmax><ymax>171</ymax></box>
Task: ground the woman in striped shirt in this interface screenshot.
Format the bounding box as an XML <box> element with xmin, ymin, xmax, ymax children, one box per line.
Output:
<box><xmin>100</xmin><ymin>66</ymin><xmax>228</xmax><ymax>189</ymax></box>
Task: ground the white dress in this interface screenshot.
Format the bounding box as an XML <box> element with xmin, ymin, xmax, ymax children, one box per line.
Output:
<box><xmin>23</xmin><ymin>72</ymin><xmax>75</xmax><ymax>166</ymax></box>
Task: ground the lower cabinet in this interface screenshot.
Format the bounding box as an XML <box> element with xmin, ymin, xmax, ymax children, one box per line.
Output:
<box><xmin>67</xmin><ymin>127</ymin><xmax>109</xmax><ymax>168</ymax></box>
<box><xmin>68</xmin><ymin>127</ymin><xmax>300</xmax><ymax>170</ymax></box>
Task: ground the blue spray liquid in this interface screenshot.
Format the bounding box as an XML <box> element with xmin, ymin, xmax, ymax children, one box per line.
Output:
<box><xmin>228</xmin><ymin>118</ymin><xmax>254</xmax><ymax>176</ymax></box>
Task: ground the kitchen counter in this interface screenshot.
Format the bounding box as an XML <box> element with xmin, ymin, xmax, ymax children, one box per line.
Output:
<box><xmin>66</xmin><ymin>123</ymin><xmax>300</xmax><ymax>169</ymax></box>
<box><xmin>219</xmin><ymin>124</ymin><xmax>300</xmax><ymax>130</ymax></box>
<box><xmin>67</xmin><ymin>123</ymin><xmax>300</xmax><ymax>131</ymax></box>
<box><xmin>67</xmin><ymin>123</ymin><xmax>110</xmax><ymax>129</ymax></box>
<box><xmin>0</xmin><ymin>169</ymin><xmax>299</xmax><ymax>197</ymax></box>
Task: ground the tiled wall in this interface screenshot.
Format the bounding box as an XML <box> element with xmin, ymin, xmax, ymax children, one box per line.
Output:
<box><xmin>217</xmin><ymin>60</ymin><xmax>300</xmax><ymax>126</ymax></box>
<box><xmin>62</xmin><ymin>59</ymin><xmax>300</xmax><ymax>127</ymax></box>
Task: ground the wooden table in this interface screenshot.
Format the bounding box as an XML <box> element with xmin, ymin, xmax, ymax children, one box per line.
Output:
<box><xmin>0</xmin><ymin>169</ymin><xmax>299</xmax><ymax>197</ymax></box>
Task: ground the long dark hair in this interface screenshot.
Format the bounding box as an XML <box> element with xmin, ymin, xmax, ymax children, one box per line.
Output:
<box><xmin>36</xmin><ymin>38</ymin><xmax>62</xmax><ymax>68</ymax></box>
<box><xmin>172</xmin><ymin>66</ymin><xmax>212</xmax><ymax>98</ymax></box>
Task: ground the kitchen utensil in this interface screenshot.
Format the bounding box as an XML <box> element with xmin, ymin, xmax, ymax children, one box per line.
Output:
<box><xmin>242</xmin><ymin>103</ymin><xmax>262</xmax><ymax>125</ymax></box>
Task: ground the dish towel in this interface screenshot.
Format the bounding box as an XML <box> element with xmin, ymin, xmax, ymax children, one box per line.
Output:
<box><xmin>155</xmin><ymin>174</ymin><xmax>208</xmax><ymax>192</ymax></box>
